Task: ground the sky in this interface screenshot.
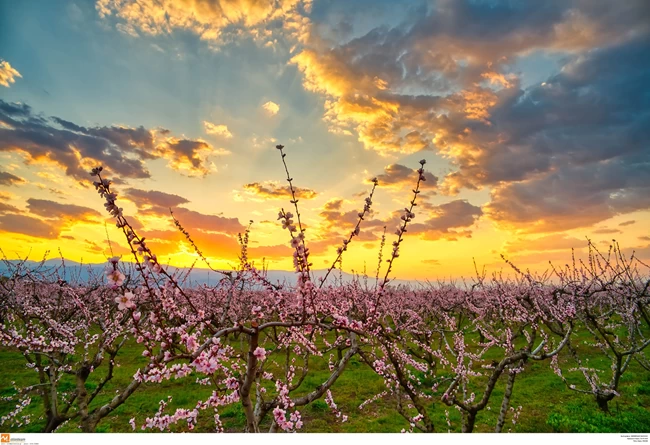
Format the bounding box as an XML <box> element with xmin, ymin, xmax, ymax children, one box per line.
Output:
<box><xmin>0</xmin><ymin>0</ymin><xmax>649</xmax><ymax>280</ymax></box>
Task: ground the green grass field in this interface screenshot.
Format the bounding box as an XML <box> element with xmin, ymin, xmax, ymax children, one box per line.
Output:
<box><xmin>2</xmin><ymin>329</ymin><xmax>649</xmax><ymax>434</ymax></box>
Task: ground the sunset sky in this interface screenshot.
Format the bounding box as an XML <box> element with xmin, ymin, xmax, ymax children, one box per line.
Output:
<box><xmin>0</xmin><ymin>0</ymin><xmax>649</xmax><ymax>280</ymax></box>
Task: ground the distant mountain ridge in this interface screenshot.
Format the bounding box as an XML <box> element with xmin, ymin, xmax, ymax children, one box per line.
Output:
<box><xmin>0</xmin><ymin>259</ymin><xmax>419</xmax><ymax>288</ymax></box>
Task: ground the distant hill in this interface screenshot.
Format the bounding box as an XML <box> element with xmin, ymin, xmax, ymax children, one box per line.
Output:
<box><xmin>0</xmin><ymin>259</ymin><xmax>420</xmax><ymax>288</ymax></box>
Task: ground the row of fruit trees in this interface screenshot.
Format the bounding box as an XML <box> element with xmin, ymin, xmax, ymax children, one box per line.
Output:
<box><xmin>1</xmin><ymin>146</ymin><xmax>648</xmax><ymax>433</ymax></box>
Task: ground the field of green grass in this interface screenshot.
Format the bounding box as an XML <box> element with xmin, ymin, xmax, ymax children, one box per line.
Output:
<box><xmin>2</xmin><ymin>328</ymin><xmax>649</xmax><ymax>434</ymax></box>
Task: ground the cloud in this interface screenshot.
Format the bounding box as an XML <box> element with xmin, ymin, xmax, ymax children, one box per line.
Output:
<box><xmin>308</xmin><ymin>197</ymin><xmax>384</xmax><ymax>253</ymax></box>
<box><xmin>0</xmin><ymin>214</ymin><xmax>58</xmax><ymax>239</ymax></box>
<box><xmin>484</xmin><ymin>157</ymin><xmax>650</xmax><ymax>233</ymax></box>
<box><xmin>26</xmin><ymin>198</ymin><xmax>102</xmax><ymax>224</ymax></box>
<box><xmin>319</xmin><ymin>207</ymin><xmax>367</xmax><ymax>231</ymax></box>
<box><xmin>308</xmin><ymin>197</ymin><xmax>388</xmax><ymax>254</ymax></box>
<box><xmin>243</xmin><ymin>181</ymin><xmax>317</xmax><ymax>200</ymax></box>
<box><xmin>172</xmin><ymin>207</ymin><xmax>245</xmax><ymax>235</ymax></box>
<box><xmin>422</xmin><ymin>259</ymin><xmax>440</xmax><ymax>266</ymax></box>
<box><xmin>116</xmin><ymin>22</ymin><xmax>139</xmax><ymax>37</ymax></box>
<box><xmin>0</xmin><ymin>171</ymin><xmax>25</xmax><ymax>186</ymax></box>
<box><xmin>592</xmin><ymin>228</ymin><xmax>621</xmax><ymax>235</ymax></box>
<box><xmin>504</xmin><ymin>234</ymin><xmax>586</xmax><ymax>253</ymax></box>
<box><xmin>619</xmin><ymin>220</ymin><xmax>636</xmax><ymax>227</ymax></box>
<box><xmin>96</xmin><ymin>0</ymin><xmax>312</xmax><ymax>49</ymax></box>
<box><xmin>313</xmin><ymin>194</ymin><xmax>481</xmax><ymax>251</ymax></box>
<box><xmin>409</xmin><ymin>199</ymin><xmax>482</xmax><ymax>241</ymax></box>
<box><xmin>323</xmin><ymin>198</ymin><xmax>344</xmax><ymax>211</ymax></box>
<box><xmin>463</xmin><ymin>36</ymin><xmax>650</xmax><ymax>233</ymax></box>
<box><xmin>0</xmin><ymin>99</ymin><xmax>228</xmax><ymax>180</ymax></box>
<box><xmin>287</xmin><ymin>1</ymin><xmax>650</xmax><ymax>234</ymax></box>
<box><xmin>121</xmin><ymin>187</ymin><xmax>245</xmax><ymax>234</ymax></box>
<box><xmin>262</xmin><ymin>101</ymin><xmax>280</xmax><ymax>116</ymax></box>
<box><xmin>441</xmin><ymin>35</ymin><xmax>650</xmax><ymax>192</ymax></box>
<box><xmin>84</xmin><ymin>239</ymin><xmax>106</xmax><ymax>253</ymax></box>
<box><xmin>372</xmin><ymin>164</ymin><xmax>438</xmax><ymax>190</ymax></box>
<box><xmin>122</xmin><ymin>188</ymin><xmax>190</xmax><ymax>213</ymax></box>
<box><xmin>0</xmin><ymin>202</ymin><xmax>21</xmax><ymax>213</ymax></box>
<box><xmin>0</xmin><ymin>60</ymin><xmax>21</xmax><ymax>88</ymax></box>
<box><xmin>203</xmin><ymin>121</ymin><xmax>233</xmax><ymax>139</ymax></box>
<box><xmin>250</xmin><ymin>135</ymin><xmax>278</xmax><ymax>150</ymax></box>
<box><xmin>157</xmin><ymin>137</ymin><xmax>230</xmax><ymax>177</ymax></box>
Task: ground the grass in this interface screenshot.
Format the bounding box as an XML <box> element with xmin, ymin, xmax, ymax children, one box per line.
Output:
<box><xmin>1</xmin><ymin>331</ymin><xmax>649</xmax><ymax>434</ymax></box>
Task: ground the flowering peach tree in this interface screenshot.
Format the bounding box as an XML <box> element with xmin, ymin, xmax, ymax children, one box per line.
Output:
<box><xmin>1</xmin><ymin>144</ymin><xmax>648</xmax><ymax>434</ymax></box>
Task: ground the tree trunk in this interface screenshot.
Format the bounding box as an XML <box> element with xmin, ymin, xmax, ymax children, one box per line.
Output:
<box><xmin>462</xmin><ymin>411</ymin><xmax>477</xmax><ymax>433</ymax></box>
<box><xmin>80</xmin><ymin>417</ymin><xmax>98</xmax><ymax>433</ymax></box>
<box><xmin>76</xmin><ymin>366</ymin><xmax>93</xmax><ymax>431</ymax></box>
<box><xmin>240</xmin><ymin>331</ymin><xmax>260</xmax><ymax>433</ymax></box>
<box><xmin>43</xmin><ymin>415</ymin><xmax>66</xmax><ymax>433</ymax></box>
<box><xmin>596</xmin><ymin>394</ymin><xmax>613</xmax><ymax>413</ymax></box>
<box><xmin>496</xmin><ymin>359</ymin><xmax>524</xmax><ymax>433</ymax></box>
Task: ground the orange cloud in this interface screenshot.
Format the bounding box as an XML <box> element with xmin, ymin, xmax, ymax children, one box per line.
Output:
<box><xmin>0</xmin><ymin>171</ymin><xmax>25</xmax><ymax>186</ymax></box>
<box><xmin>481</xmin><ymin>71</ymin><xmax>515</xmax><ymax>89</ymax></box>
<box><xmin>27</xmin><ymin>198</ymin><xmax>102</xmax><ymax>224</ymax></box>
<box><xmin>203</xmin><ymin>121</ymin><xmax>233</xmax><ymax>139</ymax></box>
<box><xmin>123</xmin><ymin>188</ymin><xmax>190</xmax><ymax>213</ymax></box>
<box><xmin>154</xmin><ymin>136</ymin><xmax>230</xmax><ymax>177</ymax></box>
<box><xmin>408</xmin><ymin>199</ymin><xmax>482</xmax><ymax>241</ymax></box>
<box><xmin>243</xmin><ymin>181</ymin><xmax>317</xmax><ymax>200</ymax></box>
<box><xmin>0</xmin><ymin>100</ymin><xmax>229</xmax><ymax>180</ymax></box>
<box><xmin>121</xmin><ymin>187</ymin><xmax>245</xmax><ymax>235</ymax></box>
<box><xmin>0</xmin><ymin>202</ymin><xmax>21</xmax><ymax>213</ymax></box>
<box><xmin>0</xmin><ymin>214</ymin><xmax>58</xmax><ymax>239</ymax></box>
<box><xmin>96</xmin><ymin>0</ymin><xmax>311</xmax><ymax>49</ymax></box>
<box><xmin>172</xmin><ymin>207</ymin><xmax>244</xmax><ymax>234</ymax></box>
<box><xmin>0</xmin><ymin>60</ymin><xmax>21</xmax><ymax>88</ymax></box>
<box><xmin>0</xmin><ymin>197</ymin><xmax>102</xmax><ymax>239</ymax></box>
<box><xmin>290</xmin><ymin>45</ymin><xmax>502</xmax><ymax>156</ymax></box>
<box><xmin>371</xmin><ymin>164</ymin><xmax>438</xmax><ymax>191</ymax></box>
<box><xmin>322</xmin><ymin>198</ymin><xmax>344</xmax><ymax>211</ymax></box>
<box><xmin>262</xmin><ymin>101</ymin><xmax>280</xmax><ymax>116</ymax></box>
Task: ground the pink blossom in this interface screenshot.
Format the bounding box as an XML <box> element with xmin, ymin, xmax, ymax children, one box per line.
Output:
<box><xmin>106</xmin><ymin>269</ymin><xmax>125</xmax><ymax>287</ymax></box>
<box><xmin>114</xmin><ymin>292</ymin><xmax>135</xmax><ymax>310</ymax></box>
<box><xmin>253</xmin><ymin>347</ymin><xmax>267</xmax><ymax>361</ymax></box>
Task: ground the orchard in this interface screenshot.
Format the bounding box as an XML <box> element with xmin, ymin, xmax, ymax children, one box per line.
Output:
<box><xmin>1</xmin><ymin>146</ymin><xmax>649</xmax><ymax>433</ymax></box>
